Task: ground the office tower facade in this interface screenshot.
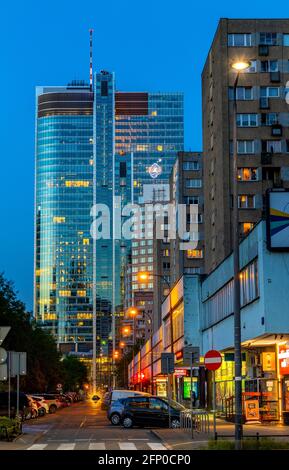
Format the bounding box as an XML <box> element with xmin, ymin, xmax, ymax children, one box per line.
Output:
<box><xmin>35</xmin><ymin>81</ymin><xmax>94</xmax><ymax>354</ymax></box>
<box><xmin>35</xmin><ymin>75</ymin><xmax>184</xmax><ymax>380</ymax></box>
<box><xmin>116</xmin><ymin>92</ymin><xmax>184</xmax><ymax>345</ymax></box>
<box><xmin>202</xmin><ymin>18</ymin><xmax>289</xmax><ymax>273</ymax></box>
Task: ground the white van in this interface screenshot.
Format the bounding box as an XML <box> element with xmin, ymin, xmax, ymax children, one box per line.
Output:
<box><xmin>110</xmin><ymin>390</ymin><xmax>150</xmax><ymax>403</ymax></box>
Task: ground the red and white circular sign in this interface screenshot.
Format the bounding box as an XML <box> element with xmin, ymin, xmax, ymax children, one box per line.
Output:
<box><xmin>204</xmin><ymin>350</ymin><xmax>222</xmax><ymax>371</ymax></box>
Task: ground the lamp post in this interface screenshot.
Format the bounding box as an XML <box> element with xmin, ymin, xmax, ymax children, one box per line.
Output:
<box><xmin>231</xmin><ymin>60</ymin><xmax>251</xmax><ymax>449</ymax></box>
<box><xmin>137</xmin><ymin>271</ymin><xmax>174</xmax><ymax>398</ymax></box>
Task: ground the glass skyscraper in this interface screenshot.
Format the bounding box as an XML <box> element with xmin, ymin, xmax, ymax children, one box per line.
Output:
<box><xmin>34</xmin><ymin>72</ymin><xmax>184</xmax><ymax>385</ymax></box>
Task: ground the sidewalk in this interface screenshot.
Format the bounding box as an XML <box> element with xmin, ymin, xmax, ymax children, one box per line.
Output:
<box><xmin>151</xmin><ymin>418</ymin><xmax>289</xmax><ymax>450</ymax></box>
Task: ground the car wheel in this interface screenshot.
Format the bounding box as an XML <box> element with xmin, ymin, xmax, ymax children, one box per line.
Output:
<box><xmin>110</xmin><ymin>413</ymin><xmax>120</xmax><ymax>425</ymax></box>
<box><xmin>122</xmin><ymin>416</ymin><xmax>133</xmax><ymax>428</ymax></box>
<box><xmin>49</xmin><ymin>405</ymin><xmax>57</xmax><ymax>414</ymax></box>
<box><xmin>171</xmin><ymin>418</ymin><xmax>180</xmax><ymax>429</ymax></box>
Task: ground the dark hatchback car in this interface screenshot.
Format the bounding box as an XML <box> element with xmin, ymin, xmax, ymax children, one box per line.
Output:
<box><xmin>0</xmin><ymin>392</ymin><xmax>31</xmax><ymax>420</ymax></box>
<box><xmin>120</xmin><ymin>396</ymin><xmax>184</xmax><ymax>429</ymax></box>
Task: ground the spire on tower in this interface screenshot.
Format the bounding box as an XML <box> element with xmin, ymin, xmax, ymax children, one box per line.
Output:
<box><xmin>89</xmin><ymin>29</ymin><xmax>94</xmax><ymax>91</ymax></box>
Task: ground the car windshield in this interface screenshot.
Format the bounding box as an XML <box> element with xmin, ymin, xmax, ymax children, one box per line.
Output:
<box><xmin>161</xmin><ymin>398</ymin><xmax>186</xmax><ymax>411</ymax></box>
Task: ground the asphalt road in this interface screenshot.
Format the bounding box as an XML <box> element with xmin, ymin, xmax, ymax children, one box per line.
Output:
<box><xmin>5</xmin><ymin>400</ymin><xmax>168</xmax><ymax>451</ymax></box>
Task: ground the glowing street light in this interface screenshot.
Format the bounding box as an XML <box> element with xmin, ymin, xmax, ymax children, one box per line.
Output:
<box><xmin>231</xmin><ymin>60</ymin><xmax>251</xmax><ymax>71</ymax></box>
<box><xmin>137</xmin><ymin>271</ymin><xmax>150</xmax><ymax>283</ymax></box>
<box><xmin>122</xmin><ymin>326</ymin><xmax>131</xmax><ymax>336</ymax></box>
<box><xmin>126</xmin><ymin>306</ymin><xmax>138</xmax><ymax>317</ymax></box>
<box><xmin>230</xmin><ymin>58</ymin><xmax>251</xmax><ymax>449</ymax></box>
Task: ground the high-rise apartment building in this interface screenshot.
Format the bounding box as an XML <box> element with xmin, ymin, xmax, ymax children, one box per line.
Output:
<box><xmin>203</xmin><ymin>18</ymin><xmax>289</xmax><ymax>273</ymax></box>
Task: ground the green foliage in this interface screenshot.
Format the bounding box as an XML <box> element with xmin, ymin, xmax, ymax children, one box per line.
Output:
<box><xmin>0</xmin><ymin>273</ymin><xmax>63</xmax><ymax>391</ymax></box>
<box><xmin>61</xmin><ymin>355</ymin><xmax>88</xmax><ymax>391</ymax></box>
<box><xmin>208</xmin><ymin>437</ymin><xmax>289</xmax><ymax>450</ymax></box>
<box><xmin>0</xmin><ymin>416</ymin><xmax>22</xmax><ymax>441</ymax></box>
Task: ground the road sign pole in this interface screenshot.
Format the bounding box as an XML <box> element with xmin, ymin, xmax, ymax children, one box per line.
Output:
<box><xmin>8</xmin><ymin>352</ymin><xmax>10</xmax><ymax>419</ymax></box>
<box><xmin>16</xmin><ymin>354</ymin><xmax>20</xmax><ymax>418</ymax></box>
<box><xmin>190</xmin><ymin>353</ymin><xmax>193</xmax><ymax>411</ymax></box>
<box><xmin>213</xmin><ymin>370</ymin><xmax>216</xmax><ymax>436</ymax></box>
<box><xmin>167</xmin><ymin>357</ymin><xmax>171</xmax><ymax>428</ymax></box>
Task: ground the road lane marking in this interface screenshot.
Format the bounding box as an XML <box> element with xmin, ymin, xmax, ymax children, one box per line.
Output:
<box><xmin>119</xmin><ymin>442</ymin><xmax>137</xmax><ymax>450</ymax></box>
<box><xmin>58</xmin><ymin>443</ymin><xmax>76</xmax><ymax>450</ymax></box>
<box><xmin>89</xmin><ymin>443</ymin><xmax>106</xmax><ymax>450</ymax></box>
<box><xmin>27</xmin><ymin>444</ymin><xmax>48</xmax><ymax>450</ymax></box>
<box><xmin>147</xmin><ymin>442</ymin><xmax>167</xmax><ymax>450</ymax></box>
<box><xmin>128</xmin><ymin>438</ymin><xmax>149</xmax><ymax>441</ymax></box>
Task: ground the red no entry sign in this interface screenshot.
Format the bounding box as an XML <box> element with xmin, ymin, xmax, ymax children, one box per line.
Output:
<box><xmin>204</xmin><ymin>350</ymin><xmax>222</xmax><ymax>371</ymax></box>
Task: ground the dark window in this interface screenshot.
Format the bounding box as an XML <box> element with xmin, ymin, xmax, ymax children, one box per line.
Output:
<box><xmin>149</xmin><ymin>398</ymin><xmax>168</xmax><ymax>410</ymax></box>
<box><xmin>119</xmin><ymin>162</ymin><xmax>127</xmax><ymax>177</ymax></box>
<box><xmin>128</xmin><ymin>397</ymin><xmax>149</xmax><ymax>408</ymax></box>
<box><xmin>101</xmin><ymin>81</ymin><xmax>108</xmax><ymax>96</ymax></box>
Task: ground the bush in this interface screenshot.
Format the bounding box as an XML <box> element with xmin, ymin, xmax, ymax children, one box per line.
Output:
<box><xmin>208</xmin><ymin>437</ymin><xmax>289</xmax><ymax>450</ymax></box>
<box><xmin>0</xmin><ymin>416</ymin><xmax>22</xmax><ymax>441</ymax></box>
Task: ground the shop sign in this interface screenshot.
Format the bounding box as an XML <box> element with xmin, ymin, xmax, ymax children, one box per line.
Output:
<box><xmin>174</xmin><ymin>368</ymin><xmax>187</xmax><ymax>377</ymax></box>
<box><xmin>244</xmin><ymin>400</ymin><xmax>260</xmax><ymax>422</ymax></box>
<box><xmin>278</xmin><ymin>344</ymin><xmax>289</xmax><ymax>376</ymax></box>
<box><xmin>262</xmin><ymin>352</ymin><xmax>276</xmax><ymax>372</ymax></box>
<box><xmin>175</xmin><ymin>350</ymin><xmax>183</xmax><ymax>360</ymax></box>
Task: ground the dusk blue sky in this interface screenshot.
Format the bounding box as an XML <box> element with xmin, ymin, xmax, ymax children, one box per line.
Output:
<box><xmin>0</xmin><ymin>0</ymin><xmax>286</xmax><ymax>310</ymax></box>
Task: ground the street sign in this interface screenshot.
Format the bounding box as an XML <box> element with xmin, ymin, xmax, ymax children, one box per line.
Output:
<box><xmin>0</xmin><ymin>347</ymin><xmax>7</xmax><ymax>363</ymax></box>
<box><xmin>183</xmin><ymin>346</ymin><xmax>200</xmax><ymax>366</ymax></box>
<box><xmin>0</xmin><ymin>327</ymin><xmax>11</xmax><ymax>346</ymax></box>
<box><xmin>204</xmin><ymin>350</ymin><xmax>222</xmax><ymax>371</ymax></box>
<box><xmin>161</xmin><ymin>352</ymin><xmax>174</xmax><ymax>374</ymax></box>
<box><xmin>10</xmin><ymin>352</ymin><xmax>27</xmax><ymax>376</ymax></box>
<box><xmin>0</xmin><ymin>364</ymin><xmax>7</xmax><ymax>381</ymax></box>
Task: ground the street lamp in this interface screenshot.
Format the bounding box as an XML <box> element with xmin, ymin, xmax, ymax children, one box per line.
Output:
<box><xmin>231</xmin><ymin>59</ymin><xmax>250</xmax><ymax>449</ymax></box>
<box><xmin>137</xmin><ymin>271</ymin><xmax>174</xmax><ymax>398</ymax></box>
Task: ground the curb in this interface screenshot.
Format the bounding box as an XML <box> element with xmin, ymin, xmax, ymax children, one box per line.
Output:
<box><xmin>150</xmin><ymin>429</ymin><xmax>173</xmax><ymax>450</ymax></box>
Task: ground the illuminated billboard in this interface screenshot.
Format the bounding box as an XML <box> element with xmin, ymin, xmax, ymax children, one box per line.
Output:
<box><xmin>267</xmin><ymin>189</ymin><xmax>289</xmax><ymax>251</ymax></box>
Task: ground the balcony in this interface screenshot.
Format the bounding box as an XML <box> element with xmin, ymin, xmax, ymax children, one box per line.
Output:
<box><xmin>259</xmin><ymin>97</ymin><xmax>270</xmax><ymax>109</ymax></box>
<box><xmin>270</xmin><ymin>71</ymin><xmax>281</xmax><ymax>83</ymax></box>
<box><xmin>259</xmin><ymin>44</ymin><xmax>269</xmax><ymax>56</ymax></box>
<box><xmin>261</xmin><ymin>152</ymin><xmax>273</xmax><ymax>165</ymax></box>
<box><xmin>271</xmin><ymin>124</ymin><xmax>282</xmax><ymax>137</ymax></box>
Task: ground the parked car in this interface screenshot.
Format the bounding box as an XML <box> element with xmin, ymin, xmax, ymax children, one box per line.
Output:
<box><xmin>107</xmin><ymin>391</ymin><xmax>151</xmax><ymax>425</ymax></box>
<box><xmin>0</xmin><ymin>392</ymin><xmax>32</xmax><ymax>420</ymax></box>
<box><xmin>27</xmin><ymin>396</ymin><xmax>39</xmax><ymax>419</ymax></box>
<box><xmin>29</xmin><ymin>396</ymin><xmax>49</xmax><ymax>416</ymax></box>
<box><xmin>32</xmin><ymin>394</ymin><xmax>62</xmax><ymax>413</ymax></box>
<box><xmin>120</xmin><ymin>396</ymin><xmax>185</xmax><ymax>429</ymax></box>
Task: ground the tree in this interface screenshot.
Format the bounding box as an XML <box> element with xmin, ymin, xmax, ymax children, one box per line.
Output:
<box><xmin>61</xmin><ymin>356</ymin><xmax>88</xmax><ymax>391</ymax></box>
<box><xmin>0</xmin><ymin>273</ymin><xmax>63</xmax><ymax>392</ymax></box>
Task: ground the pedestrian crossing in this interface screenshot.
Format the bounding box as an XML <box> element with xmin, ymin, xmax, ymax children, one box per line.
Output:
<box><xmin>27</xmin><ymin>441</ymin><xmax>167</xmax><ymax>451</ymax></box>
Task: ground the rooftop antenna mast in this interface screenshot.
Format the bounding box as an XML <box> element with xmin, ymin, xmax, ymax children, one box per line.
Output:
<box><xmin>89</xmin><ymin>29</ymin><xmax>94</xmax><ymax>91</ymax></box>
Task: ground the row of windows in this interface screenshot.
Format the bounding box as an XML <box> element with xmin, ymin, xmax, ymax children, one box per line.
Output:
<box><xmin>228</xmin><ymin>32</ymin><xmax>289</xmax><ymax>47</ymax></box>
<box><xmin>202</xmin><ymin>259</ymin><xmax>259</xmax><ymax>329</ymax></box>
<box><xmin>231</xmin><ymin>139</ymin><xmax>289</xmax><ymax>154</ymax></box>
<box><xmin>229</xmin><ymin>85</ymin><xmax>284</xmax><ymax>101</ymax></box>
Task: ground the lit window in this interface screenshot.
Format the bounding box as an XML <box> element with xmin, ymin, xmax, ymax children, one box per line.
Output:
<box><xmin>241</xmin><ymin>222</ymin><xmax>254</xmax><ymax>235</ymax></box>
<box><xmin>53</xmin><ymin>216</ymin><xmax>65</xmax><ymax>224</ymax></box>
<box><xmin>187</xmin><ymin>249</ymin><xmax>203</xmax><ymax>259</ymax></box>
<box><xmin>237</xmin><ymin>168</ymin><xmax>258</xmax><ymax>181</ymax></box>
<box><xmin>59</xmin><ymin>290</ymin><xmax>71</xmax><ymax>297</ymax></box>
<box><xmin>83</xmin><ymin>238</ymin><xmax>90</xmax><ymax>245</ymax></box>
<box><xmin>157</xmin><ymin>145</ymin><xmax>163</xmax><ymax>151</ymax></box>
<box><xmin>77</xmin><ymin>290</ymin><xmax>86</xmax><ymax>297</ymax></box>
<box><xmin>65</xmin><ymin>181</ymin><xmax>90</xmax><ymax>188</ymax></box>
<box><xmin>151</xmin><ymin>111</ymin><xmax>157</xmax><ymax>116</ymax></box>
<box><xmin>238</xmin><ymin>195</ymin><xmax>255</xmax><ymax>209</ymax></box>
